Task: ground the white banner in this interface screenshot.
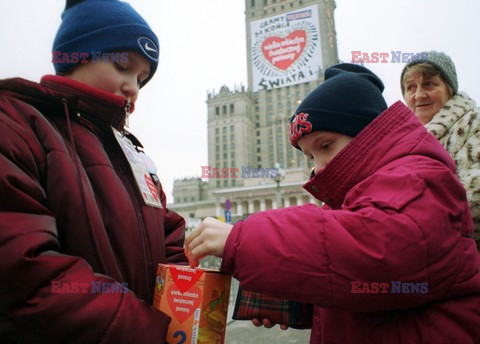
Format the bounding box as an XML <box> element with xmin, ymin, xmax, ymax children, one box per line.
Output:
<box><xmin>250</xmin><ymin>5</ymin><xmax>323</xmax><ymax>91</ymax></box>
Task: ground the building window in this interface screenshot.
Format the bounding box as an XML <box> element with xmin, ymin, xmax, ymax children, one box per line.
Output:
<box><xmin>223</xmin><ymin>105</ymin><xmax>227</xmax><ymax>115</ymax></box>
<box><xmin>215</xmin><ymin>107</ymin><xmax>219</xmax><ymax>116</ymax></box>
<box><xmin>215</xmin><ymin>128</ymin><xmax>219</xmax><ymax>134</ymax></box>
<box><xmin>223</xmin><ymin>127</ymin><xmax>227</xmax><ymax>134</ymax></box>
<box><xmin>256</xmin><ymin>130</ymin><xmax>260</xmax><ymax>136</ymax></box>
<box><xmin>257</xmin><ymin>147</ymin><xmax>261</xmax><ymax>153</ymax></box>
<box><xmin>251</xmin><ymin>0</ymin><xmax>255</xmax><ymax>7</ymax></box>
<box><xmin>230</xmin><ymin>104</ymin><xmax>234</xmax><ymax>113</ymax></box>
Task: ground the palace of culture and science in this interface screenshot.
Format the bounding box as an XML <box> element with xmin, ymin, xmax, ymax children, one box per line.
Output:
<box><xmin>170</xmin><ymin>0</ymin><xmax>339</xmax><ymax>227</ymax></box>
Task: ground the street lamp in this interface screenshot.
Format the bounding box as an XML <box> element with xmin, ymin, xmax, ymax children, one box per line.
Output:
<box><xmin>274</xmin><ymin>162</ymin><xmax>285</xmax><ymax>209</ymax></box>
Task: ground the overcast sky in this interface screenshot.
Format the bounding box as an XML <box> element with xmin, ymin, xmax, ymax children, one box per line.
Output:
<box><xmin>1</xmin><ymin>0</ymin><xmax>479</xmax><ymax>201</ymax></box>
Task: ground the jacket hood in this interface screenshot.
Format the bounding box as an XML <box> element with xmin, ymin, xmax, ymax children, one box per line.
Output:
<box><xmin>304</xmin><ymin>101</ymin><xmax>457</xmax><ymax>207</ymax></box>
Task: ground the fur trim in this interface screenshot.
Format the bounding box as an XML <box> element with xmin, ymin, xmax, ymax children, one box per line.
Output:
<box><xmin>426</xmin><ymin>92</ymin><xmax>480</xmax><ymax>247</ymax></box>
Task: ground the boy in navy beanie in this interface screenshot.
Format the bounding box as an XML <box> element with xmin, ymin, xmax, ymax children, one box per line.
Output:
<box><xmin>290</xmin><ymin>63</ymin><xmax>387</xmax><ymax>149</ymax></box>
<box><xmin>184</xmin><ymin>62</ymin><xmax>479</xmax><ymax>343</ymax></box>
<box><xmin>53</xmin><ymin>0</ymin><xmax>159</xmax><ymax>87</ymax></box>
<box><xmin>0</xmin><ymin>1</ymin><xmax>189</xmax><ymax>342</ymax></box>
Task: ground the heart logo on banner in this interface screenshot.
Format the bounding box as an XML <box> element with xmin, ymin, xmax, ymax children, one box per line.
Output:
<box><xmin>261</xmin><ymin>30</ymin><xmax>307</xmax><ymax>70</ymax></box>
<box><xmin>144</xmin><ymin>174</ymin><xmax>159</xmax><ymax>202</ymax></box>
<box><xmin>167</xmin><ymin>284</ymin><xmax>202</xmax><ymax>323</ymax></box>
<box><xmin>170</xmin><ymin>266</ymin><xmax>204</xmax><ymax>293</ymax></box>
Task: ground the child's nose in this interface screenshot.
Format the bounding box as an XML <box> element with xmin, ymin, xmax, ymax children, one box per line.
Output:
<box><xmin>121</xmin><ymin>80</ymin><xmax>139</xmax><ymax>103</ymax></box>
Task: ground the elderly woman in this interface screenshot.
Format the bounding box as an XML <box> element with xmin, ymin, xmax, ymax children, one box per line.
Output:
<box><xmin>401</xmin><ymin>51</ymin><xmax>480</xmax><ymax>250</ymax></box>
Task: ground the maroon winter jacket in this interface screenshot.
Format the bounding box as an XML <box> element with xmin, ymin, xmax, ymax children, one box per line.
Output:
<box><xmin>221</xmin><ymin>102</ymin><xmax>480</xmax><ymax>343</ymax></box>
<box><xmin>0</xmin><ymin>76</ymin><xmax>187</xmax><ymax>343</ymax></box>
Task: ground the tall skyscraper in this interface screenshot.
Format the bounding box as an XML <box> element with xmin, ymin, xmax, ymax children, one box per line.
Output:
<box><xmin>171</xmin><ymin>0</ymin><xmax>338</xmax><ymax>225</ymax></box>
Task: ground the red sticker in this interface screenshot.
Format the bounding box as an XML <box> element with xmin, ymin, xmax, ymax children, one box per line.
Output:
<box><xmin>261</xmin><ymin>30</ymin><xmax>306</xmax><ymax>70</ymax></box>
<box><xmin>170</xmin><ymin>266</ymin><xmax>204</xmax><ymax>293</ymax></box>
<box><xmin>167</xmin><ymin>284</ymin><xmax>202</xmax><ymax>324</ymax></box>
<box><xmin>144</xmin><ymin>174</ymin><xmax>159</xmax><ymax>202</ymax></box>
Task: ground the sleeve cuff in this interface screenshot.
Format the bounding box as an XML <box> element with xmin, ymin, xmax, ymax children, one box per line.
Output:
<box><xmin>220</xmin><ymin>220</ymin><xmax>243</xmax><ymax>274</ymax></box>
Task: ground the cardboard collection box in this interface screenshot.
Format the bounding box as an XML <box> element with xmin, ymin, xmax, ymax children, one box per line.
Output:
<box><xmin>153</xmin><ymin>264</ymin><xmax>231</xmax><ymax>344</ymax></box>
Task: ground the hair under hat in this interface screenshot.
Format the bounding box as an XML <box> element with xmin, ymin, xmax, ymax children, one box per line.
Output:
<box><xmin>290</xmin><ymin>63</ymin><xmax>387</xmax><ymax>149</ymax></box>
<box><xmin>53</xmin><ymin>0</ymin><xmax>159</xmax><ymax>87</ymax></box>
<box><xmin>400</xmin><ymin>51</ymin><xmax>458</xmax><ymax>95</ymax></box>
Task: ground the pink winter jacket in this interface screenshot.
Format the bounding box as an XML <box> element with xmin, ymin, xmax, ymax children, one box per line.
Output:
<box><xmin>221</xmin><ymin>102</ymin><xmax>480</xmax><ymax>343</ymax></box>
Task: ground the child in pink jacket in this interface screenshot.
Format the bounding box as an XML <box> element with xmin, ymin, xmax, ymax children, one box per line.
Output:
<box><xmin>186</xmin><ymin>63</ymin><xmax>480</xmax><ymax>343</ymax></box>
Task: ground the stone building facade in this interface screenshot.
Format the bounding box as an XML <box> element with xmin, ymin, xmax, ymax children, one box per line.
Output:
<box><xmin>170</xmin><ymin>0</ymin><xmax>339</xmax><ymax>226</ymax></box>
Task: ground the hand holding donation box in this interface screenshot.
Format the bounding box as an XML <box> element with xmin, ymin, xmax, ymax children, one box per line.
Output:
<box><xmin>153</xmin><ymin>264</ymin><xmax>231</xmax><ymax>344</ymax></box>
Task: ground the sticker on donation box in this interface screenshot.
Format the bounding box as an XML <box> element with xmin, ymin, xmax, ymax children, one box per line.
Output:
<box><xmin>112</xmin><ymin>127</ymin><xmax>162</xmax><ymax>208</ymax></box>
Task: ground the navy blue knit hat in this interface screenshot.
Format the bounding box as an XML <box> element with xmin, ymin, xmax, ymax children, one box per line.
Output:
<box><xmin>290</xmin><ymin>63</ymin><xmax>387</xmax><ymax>148</ymax></box>
<box><xmin>53</xmin><ymin>0</ymin><xmax>159</xmax><ymax>87</ymax></box>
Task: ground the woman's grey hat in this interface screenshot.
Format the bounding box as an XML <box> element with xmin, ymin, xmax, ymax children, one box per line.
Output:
<box><xmin>400</xmin><ymin>50</ymin><xmax>458</xmax><ymax>95</ymax></box>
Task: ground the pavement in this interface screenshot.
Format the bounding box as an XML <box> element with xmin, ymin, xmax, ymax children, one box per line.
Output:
<box><xmin>224</xmin><ymin>320</ymin><xmax>311</xmax><ymax>343</ymax></box>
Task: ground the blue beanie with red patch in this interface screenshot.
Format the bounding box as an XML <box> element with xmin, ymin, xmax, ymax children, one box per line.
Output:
<box><xmin>290</xmin><ymin>63</ymin><xmax>387</xmax><ymax>149</ymax></box>
<box><xmin>52</xmin><ymin>0</ymin><xmax>159</xmax><ymax>87</ymax></box>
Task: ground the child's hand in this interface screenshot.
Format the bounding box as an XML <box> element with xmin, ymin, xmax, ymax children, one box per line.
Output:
<box><xmin>252</xmin><ymin>318</ymin><xmax>289</xmax><ymax>330</ymax></box>
<box><xmin>184</xmin><ymin>217</ymin><xmax>233</xmax><ymax>267</ymax></box>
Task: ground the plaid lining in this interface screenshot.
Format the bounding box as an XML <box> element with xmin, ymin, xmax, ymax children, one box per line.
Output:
<box><xmin>232</xmin><ymin>288</ymin><xmax>312</xmax><ymax>329</ymax></box>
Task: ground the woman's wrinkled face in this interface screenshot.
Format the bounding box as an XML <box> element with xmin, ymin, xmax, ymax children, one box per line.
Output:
<box><xmin>298</xmin><ymin>130</ymin><xmax>354</xmax><ymax>175</ymax></box>
<box><xmin>403</xmin><ymin>72</ymin><xmax>451</xmax><ymax>125</ymax></box>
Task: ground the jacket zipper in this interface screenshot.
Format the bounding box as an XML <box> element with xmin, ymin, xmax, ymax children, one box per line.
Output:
<box><xmin>118</xmin><ymin>102</ymin><xmax>153</xmax><ymax>298</ymax></box>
